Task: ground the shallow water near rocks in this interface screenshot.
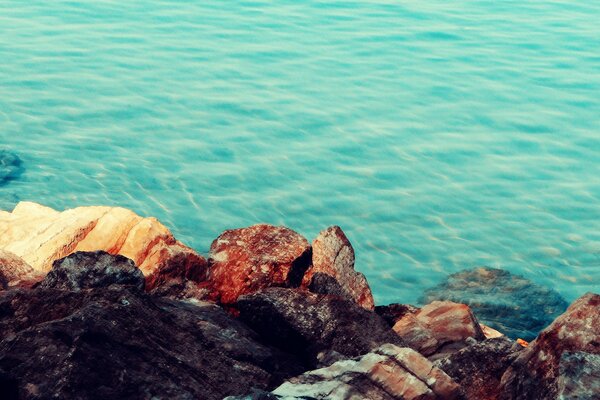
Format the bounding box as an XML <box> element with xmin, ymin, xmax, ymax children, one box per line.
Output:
<box><xmin>1</xmin><ymin>1</ymin><xmax>599</xmax><ymax>306</ymax></box>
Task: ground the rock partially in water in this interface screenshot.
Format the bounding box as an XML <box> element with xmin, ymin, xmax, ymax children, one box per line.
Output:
<box><xmin>301</xmin><ymin>226</ymin><xmax>375</xmax><ymax>310</ymax></box>
<box><xmin>0</xmin><ymin>279</ymin><xmax>303</xmax><ymax>399</ymax></box>
<box><xmin>270</xmin><ymin>344</ymin><xmax>461</xmax><ymax>400</ymax></box>
<box><xmin>392</xmin><ymin>300</ymin><xmax>486</xmax><ymax>359</ymax></box>
<box><xmin>500</xmin><ymin>293</ymin><xmax>600</xmax><ymax>400</ymax></box>
<box><xmin>435</xmin><ymin>337</ymin><xmax>523</xmax><ymax>400</ymax></box>
<box><xmin>0</xmin><ymin>150</ymin><xmax>23</xmax><ymax>186</ymax></box>
<box><xmin>0</xmin><ymin>202</ymin><xmax>207</xmax><ymax>295</ymax></box>
<box><xmin>421</xmin><ymin>267</ymin><xmax>569</xmax><ymax>340</ymax></box>
<box><xmin>236</xmin><ymin>287</ymin><xmax>403</xmax><ymax>368</ymax></box>
<box><xmin>207</xmin><ymin>224</ymin><xmax>312</xmax><ymax>304</ymax></box>
<box><xmin>39</xmin><ymin>251</ymin><xmax>145</xmax><ymax>291</ymax></box>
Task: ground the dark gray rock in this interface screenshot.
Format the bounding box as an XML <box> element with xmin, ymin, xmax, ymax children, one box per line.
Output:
<box><xmin>39</xmin><ymin>251</ymin><xmax>145</xmax><ymax>292</ymax></box>
<box><xmin>0</xmin><ymin>150</ymin><xmax>23</xmax><ymax>186</ymax></box>
<box><xmin>421</xmin><ymin>267</ymin><xmax>569</xmax><ymax>340</ymax></box>
<box><xmin>557</xmin><ymin>352</ymin><xmax>600</xmax><ymax>399</ymax></box>
<box><xmin>307</xmin><ymin>272</ymin><xmax>353</xmax><ymax>301</ymax></box>
<box><xmin>236</xmin><ymin>287</ymin><xmax>403</xmax><ymax>368</ymax></box>
<box><xmin>435</xmin><ymin>337</ymin><xmax>523</xmax><ymax>400</ymax></box>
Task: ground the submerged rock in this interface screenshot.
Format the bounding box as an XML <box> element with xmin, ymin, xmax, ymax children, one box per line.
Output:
<box><xmin>270</xmin><ymin>344</ymin><xmax>461</xmax><ymax>400</ymax></box>
<box><xmin>236</xmin><ymin>287</ymin><xmax>403</xmax><ymax>368</ymax></box>
<box><xmin>39</xmin><ymin>251</ymin><xmax>145</xmax><ymax>291</ymax></box>
<box><xmin>421</xmin><ymin>267</ymin><xmax>569</xmax><ymax>340</ymax></box>
<box><xmin>0</xmin><ymin>202</ymin><xmax>207</xmax><ymax>295</ymax></box>
<box><xmin>393</xmin><ymin>300</ymin><xmax>485</xmax><ymax>358</ymax></box>
<box><xmin>500</xmin><ymin>293</ymin><xmax>600</xmax><ymax>400</ymax></box>
<box><xmin>301</xmin><ymin>226</ymin><xmax>374</xmax><ymax>310</ymax></box>
<box><xmin>0</xmin><ymin>270</ymin><xmax>303</xmax><ymax>399</ymax></box>
<box><xmin>0</xmin><ymin>150</ymin><xmax>23</xmax><ymax>185</ymax></box>
<box><xmin>435</xmin><ymin>337</ymin><xmax>523</xmax><ymax>400</ymax></box>
<box><xmin>207</xmin><ymin>224</ymin><xmax>311</xmax><ymax>304</ymax></box>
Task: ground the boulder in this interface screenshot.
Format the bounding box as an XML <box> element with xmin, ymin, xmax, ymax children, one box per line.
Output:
<box><xmin>0</xmin><ymin>278</ymin><xmax>303</xmax><ymax>399</ymax></box>
<box><xmin>39</xmin><ymin>251</ymin><xmax>145</xmax><ymax>291</ymax></box>
<box><xmin>207</xmin><ymin>224</ymin><xmax>311</xmax><ymax>304</ymax></box>
<box><xmin>302</xmin><ymin>226</ymin><xmax>374</xmax><ymax>310</ymax></box>
<box><xmin>236</xmin><ymin>287</ymin><xmax>403</xmax><ymax>368</ymax></box>
<box><xmin>421</xmin><ymin>267</ymin><xmax>568</xmax><ymax>340</ymax></box>
<box><xmin>500</xmin><ymin>293</ymin><xmax>600</xmax><ymax>400</ymax></box>
<box><xmin>271</xmin><ymin>344</ymin><xmax>462</xmax><ymax>400</ymax></box>
<box><xmin>0</xmin><ymin>250</ymin><xmax>37</xmax><ymax>290</ymax></box>
<box><xmin>435</xmin><ymin>337</ymin><xmax>523</xmax><ymax>400</ymax></box>
<box><xmin>375</xmin><ymin>303</ymin><xmax>420</xmax><ymax>328</ymax></box>
<box><xmin>0</xmin><ymin>202</ymin><xmax>207</xmax><ymax>294</ymax></box>
<box><xmin>0</xmin><ymin>150</ymin><xmax>23</xmax><ymax>185</ymax></box>
<box><xmin>392</xmin><ymin>300</ymin><xmax>485</xmax><ymax>358</ymax></box>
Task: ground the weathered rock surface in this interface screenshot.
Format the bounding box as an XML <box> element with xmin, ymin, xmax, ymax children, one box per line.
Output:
<box><xmin>375</xmin><ymin>303</ymin><xmax>420</xmax><ymax>327</ymax></box>
<box><xmin>0</xmin><ymin>264</ymin><xmax>303</xmax><ymax>399</ymax></box>
<box><xmin>270</xmin><ymin>344</ymin><xmax>462</xmax><ymax>400</ymax></box>
<box><xmin>302</xmin><ymin>226</ymin><xmax>374</xmax><ymax>310</ymax></box>
<box><xmin>236</xmin><ymin>287</ymin><xmax>403</xmax><ymax>368</ymax></box>
<box><xmin>39</xmin><ymin>251</ymin><xmax>145</xmax><ymax>291</ymax></box>
<box><xmin>435</xmin><ymin>337</ymin><xmax>522</xmax><ymax>400</ymax></box>
<box><xmin>207</xmin><ymin>224</ymin><xmax>311</xmax><ymax>304</ymax></box>
<box><xmin>0</xmin><ymin>250</ymin><xmax>37</xmax><ymax>290</ymax></box>
<box><xmin>500</xmin><ymin>292</ymin><xmax>600</xmax><ymax>400</ymax></box>
<box><xmin>0</xmin><ymin>202</ymin><xmax>207</xmax><ymax>293</ymax></box>
<box><xmin>422</xmin><ymin>267</ymin><xmax>569</xmax><ymax>340</ymax></box>
<box><xmin>393</xmin><ymin>300</ymin><xmax>485</xmax><ymax>358</ymax></box>
<box><xmin>0</xmin><ymin>150</ymin><xmax>23</xmax><ymax>185</ymax></box>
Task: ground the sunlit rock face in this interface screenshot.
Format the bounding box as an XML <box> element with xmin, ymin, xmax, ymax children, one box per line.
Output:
<box><xmin>0</xmin><ymin>250</ymin><xmax>37</xmax><ymax>290</ymax></box>
<box><xmin>301</xmin><ymin>226</ymin><xmax>375</xmax><ymax>310</ymax></box>
<box><xmin>0</xmin><ymin>150</ymin><xmax>23</xmax><ymax>186</ymax></box>
<box><xmin>207</xmin><ymin>224</ymin><xmax>311</xmax><ymax>304</ymax></box>
<box><xmin>421</xmin><ymin>267</ymin><xmax>569</xmax><ymax>340</ymax></box>
<box><xmin>500</xmin><ymin>293</ymin><xmax>600</xmax><ymax>400</ymax></box>
<box><xmin>0</xmin><ymin>202</ymin><xmax>207</xmax><ymax>293</ymax></box>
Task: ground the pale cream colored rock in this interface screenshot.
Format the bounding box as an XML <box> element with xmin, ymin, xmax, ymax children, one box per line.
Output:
<box><xmin>481</xmin><ymin>323</ymin><xmax>504</xmax><ymax>339</ymax></box>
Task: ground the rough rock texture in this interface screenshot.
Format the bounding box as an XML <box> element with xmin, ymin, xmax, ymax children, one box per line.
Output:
<box><xmin>39</xmin><ymin>251</ymin><xmax>145</xmax><ymax>292</ymax></box>
<box><xmin>307</xmin><ymin>272</ymin><xmax>354</xmax><ymax>302</ymax></box>
<box><xmin>0</xmin><ymin>149</ymin><xmax>23</xmax><ymax>185</ymax></box>
<box><xmin>0</xmin><ymin>202</ymin><xmax>207</xmax><ymax>293</ymax></box>
<box><xmin>422</xmin><ymin>267</ymin><xmax>568</xmax><ymax>340</ymax></box>
<box><xmin>271</xmin><ymin>344</ymin><xmax>462</xmax><ymax>400</ymax></box>
<box><xmin>301</xmin><ymin>226</ymin><xmax>374</xmax><ymax>310</ymax></box>
<box><xmin>375</xmin><ymin>303</ymin><xmax>420</xmax><ymax>328</ymax></box>
<box><xmin>207</xmin><ymin>224</ymin><xmax>311</xmax><ymax>304</ymax></box>
<box><xmin>0</xmin><ymin>267</ymin><xmax>303</xmax><ymax>399</ymax></box>
<box><xmin>435</xmin><ymin>337</ymin><xmax>523</xmax><ymax>400</ymax></box>
<box><xmin>500</xmin><ymin>292</ymin><xmax>600</xmax><ymax>400</ymax></box>
<box><xmin>393</xmin><ymin>300</ymin><xmax>485</xmax><ymax>358</ymax></box>
<box><xmin>236</xmin><ymin>287</ymin><xmax>403</xmax><ymax>368</ymax></box>
<box><xmin>0</xmin><ymin>250</ymin><xmax>37</xmax><ymax>290</ymax></box>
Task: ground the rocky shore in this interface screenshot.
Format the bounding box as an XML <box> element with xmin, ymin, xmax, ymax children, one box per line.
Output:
<box><xmin>0</xmin><ymin>203</ymin><xmax>598</xmax><ymax>400</ymax></box>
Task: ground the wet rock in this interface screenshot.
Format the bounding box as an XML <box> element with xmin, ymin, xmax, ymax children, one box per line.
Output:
<box><xmin>500</xmin><ymin>293</ymin><xmax>600</xmax><ymax>400</ymax></box>
<box><xmin>435</xmin><ymin>337</ymin><xmax>523</xmax><ymax>400</ymax></box>
<box><xmin>421</xmin><ymin>267</ymin><xmax>569</xmax><ymax>340</ymax></box>
<box><xmin>207</xmin><ymin>224</ymin><xmax>311</xmax><ymax>304</ymax></box>
<box><xmin>0</xmin><ymin>202</ymin><xmax>207</xmax><ymax>294</ymax></box>
<box><xmin>0</xmin><ymin>150</ymin><xmax>23</xmax><ymax>186</ymax></box>
<box><xmin>0</xmin><ymin>250</ymin><xmax>37</xmax><ymax>290</ymax></box>
<box><xmin>375</xmin><ymin>303</ymin><xmax>420</xmax><ymax>328</ymax></box>
<box><xmin>0</xmin><ymin>284</ymin><xmax>303</xmax><ymax>399</ymax></box>
<box><xmin>392</xmin><ymin>300</ymin><xmax>485</xmax><ymax>358</ymax></box>
<box><xmin>271</xmin><ymin>344</ymin><xmax>462</xmax><ymax>400</ymax></box>
<box><xmin>39</xmin><ymin>251</ymin><xmax>145</xmax><ymax>291</ymax></box>
<box><xmin>236</xmin><ymin>287</ymin><xmax>403</xmax><ymax>368</ymax></box>
<box><xmin>302</xmin><ymin>226</ymin><xmax>374</xmax><ymax>310</ymax></box>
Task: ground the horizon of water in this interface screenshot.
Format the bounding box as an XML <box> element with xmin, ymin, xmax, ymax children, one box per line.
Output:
<box><xmin>1</xmin><ymin>0</ymin><xmax>599</xmax><ymax>305</ymax></box>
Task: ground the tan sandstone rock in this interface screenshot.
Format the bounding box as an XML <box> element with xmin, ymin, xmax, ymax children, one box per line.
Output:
<box><xmin>207</xmin><ymin>224</ymin><xmax>311</xmax><ymax>304</ymax></box>
<box><xmin>302</xmin><ymin>226</ymin><xmax>374</xmax><ymax>310</ymax></box>
<box><xmin>0</xmin><ymin>202</ymin><xmax>207</xmax><ymax>292</ymax></box>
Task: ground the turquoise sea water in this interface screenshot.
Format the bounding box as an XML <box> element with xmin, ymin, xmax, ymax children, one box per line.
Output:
<box><xmin>1</xmin><ymin>1</ymin><xmax>599</xmax><ymax>305</ymax></box>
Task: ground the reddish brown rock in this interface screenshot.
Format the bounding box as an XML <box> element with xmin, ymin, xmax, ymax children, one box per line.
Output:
<box><xmin>500</xmin><ymin>293</ymin><xmax>600</xmax><ymax>400</ymax></box>
<box><xmin>207</xmin><ymin>224</ymin><xmax>311</xmax><ymax>304</ymax></box>
<box><xmin>0</xmin><ymin>250</ymin><xmax>39</xmax><ymax>290</ymax></box>
<box><xmin>393</xmin><ymin>300</ymin><xmax>485</xmax><ymax>358</ymax></box>
<box><xmin>302</xmin><ymin>226</ymin><xmax>374</xmax><ymax>310</ymax></box>
<box><xmin>271</xmin><ymin>344</ymin><xmax>462</xmax><ymax>400</ymax></box>
<box><xmin>0</xmin><ymin>202</ymin><xmax>207</xmax><ymax>295</ymax></box>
